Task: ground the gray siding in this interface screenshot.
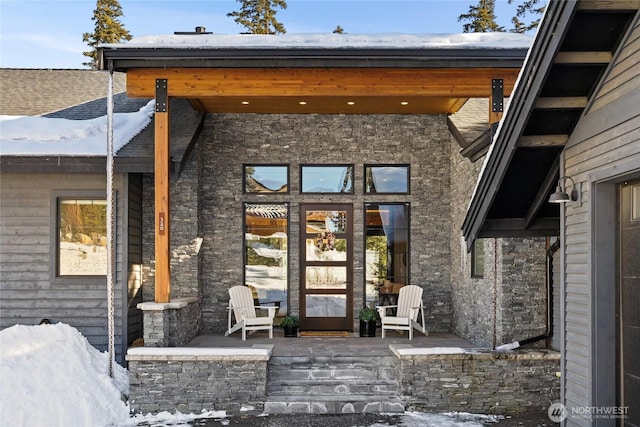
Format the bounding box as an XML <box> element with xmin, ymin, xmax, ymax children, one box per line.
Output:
<box><xmin>562</xmin><ymin>17</ymin><xmax>640</xmax><ymax>426</ymax></box>
<box><xmin>0</xmin><ymin>173</ymin><xmax>130</xmax><ymax>363</ymax></box>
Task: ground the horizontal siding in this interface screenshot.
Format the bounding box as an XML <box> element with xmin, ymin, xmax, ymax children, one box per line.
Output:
<box><xmin>591</xmin><ymin>22</ymin><xmax>640</xmax><ymax>112</ymax></box>
<box><xmin>562</xmin><ymin>17</ymin><xmax>640</xmax><ymax>415</ymax></box>
<box><xmin>0</xmin><ymin>173</ymin><xmax>128</xmax><ymax>361</ymax></box>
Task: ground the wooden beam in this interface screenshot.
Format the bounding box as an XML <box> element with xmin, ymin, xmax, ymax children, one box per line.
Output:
<box><xmin>518</xmin><ymin>135</ymin><xmax>569</xmax><ymax>147</ymax></box>
<box><xmin>126</xmin><ymin>68</ymin><xmax>521</xmax><ymax>99</ymax></box>
<box><xmin>535</xmin><ymin>97</ymin><xmax>588</xmax><ymax>109</ymax></box>
<box><xmin>524</xmin><ymin>154</ymin><xmax>560</xmax><ymax>229</ymax></box>
<box><xmin>155</xmin><ymin>79</ymin><xmax>171</xmax><ymax>303</ymax></box>
<box><xmin>555</xmin><ymin>51</ymin><xmax>612</xmax><ymax>64</ymax></box>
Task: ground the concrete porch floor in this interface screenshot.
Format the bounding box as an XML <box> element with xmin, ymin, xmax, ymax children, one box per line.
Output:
<box><xmin>186</xmin><ymin>331</ymin><xmax>483</xmax><ymax>356</ymax></box>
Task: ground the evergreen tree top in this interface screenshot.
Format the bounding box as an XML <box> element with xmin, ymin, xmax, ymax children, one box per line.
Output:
<box><xmin>227</xmin><ymin>0</ymin><xmax>288</xmax><ymax>35</ymax></box>
<box><xmin>82</xmin><ymin>0</ymin><xmax>132</xmax><ymax>69</ymax></box>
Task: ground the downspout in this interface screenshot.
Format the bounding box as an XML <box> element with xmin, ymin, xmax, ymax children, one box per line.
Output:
<box><xmin>495</xmin><ymin>237</ymin><xmax>559</xmax><ymax>351</ymax></box>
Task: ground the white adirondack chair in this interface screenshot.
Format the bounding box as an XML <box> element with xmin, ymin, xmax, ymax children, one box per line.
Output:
<box><xmin>377</xmin><ymin>284</ymin><xmax>428</xmax><ymax>340</ymax></box>
<box><xmin>226</xmin><ymin>285</ymin><xmax>277</xmax><ymax>340</ymax></box>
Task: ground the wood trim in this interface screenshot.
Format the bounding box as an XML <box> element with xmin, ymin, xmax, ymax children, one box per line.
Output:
<box><xmin>554</xmin><ymin>51</ymin><xmax>613</xmax><ymax>64</ymax></box>
<box><xmin>578</xmin><ymin>0</ymin><xmax>640</xmax><ymax>10</ymax></box>
<box><xmin>154</xmin><ymin>97</ymin><xmax>171</xmax><ymax>303</ymax></box>
<box><xmin>535</xmin><ymin>97</ymin><xmax>589</xmax><ymax>109</ymax></box>
<box><xmin>126</xmin><ymin>68</ymin><xmax>520</xmax><ymax>98</ymax></box>
<box><xmin>518</xmin><ymin>135</ymin><xmax>569</xmax><ymax>147</ymax></box>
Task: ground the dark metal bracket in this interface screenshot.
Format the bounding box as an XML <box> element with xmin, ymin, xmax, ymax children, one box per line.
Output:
<box><xmin>156</xmin><ymin>79</ymin><xmax>168</xmax><ymax>113</ymax></box>
<box><xmin>492</xmin><ymin>79</ymin><xmax>504</xmax><ymax>112</ymax></box>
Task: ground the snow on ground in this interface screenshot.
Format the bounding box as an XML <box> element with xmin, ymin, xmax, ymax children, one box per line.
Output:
<box><xmin>0</xmin><ymin>323</ymin><xmax>504</xmax><ymax>427</ymax></box>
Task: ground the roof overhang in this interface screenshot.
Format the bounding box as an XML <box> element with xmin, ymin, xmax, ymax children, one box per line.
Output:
<box><xmin>98</xmin><ymin>35</ymin><xmax>529</xmax><ymax>115</ymax></box>
<box><xmin>462</xmin><ymin>0</ymin><xmax>639</xmax><ymax>251</ymax></box>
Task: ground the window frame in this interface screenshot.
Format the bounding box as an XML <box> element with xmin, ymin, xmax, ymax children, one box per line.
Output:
<box><xmin>471</xmin><ymin>238</ymin><xmax>485</xmax><ymax>278</ymax></box>
<box><xmin>364</xmin><ymin>164</ymin><xmax>410</xmax><ymax>195</ymax></box>
<box><xmin>363</xmin><ymin>202</ymin><xmax>411</xmax><ymax>305</ymax></box>
<box><xmin>50</xmin><ymin>190</ymin><xmax>110</xmax><ymax>284</ymax></box>
<box><xmin>243</xmin><ymin>164</ymin><xmax>290</xmax><ymax>194</ymax></box>
<box><xmin>242</xmin><ymin>201</ymin><xmax>290</xmax><ymax>316</ymax></box>
<box><xmin>300</xmin><ymin>164</ymin><xmax>355</xmax><ymax>194</ymax></box>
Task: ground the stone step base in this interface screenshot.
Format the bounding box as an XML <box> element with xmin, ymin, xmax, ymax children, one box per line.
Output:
<box><xmin>263</xmin><ymin>395</ymin><xmax>405</xmax><ymax>414</ymax></box>
<box><xmin>267</xmin><ymin>379</ymin><xmax>399</xmax><ymax>395</ymax></box>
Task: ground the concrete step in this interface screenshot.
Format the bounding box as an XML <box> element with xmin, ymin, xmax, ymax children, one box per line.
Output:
<box><xmin>263</xmin><ymin>394</ymin><xmax>405</xmax><ymax>414</ymax></box>
<box><xmin>265</xmin><ymin>354</ymin><xmax>403</xmax><ymax>413</ymax></box>
<box><xmin>267</xmin><ymin>379</ymin><xmax>399</xmax><ymax>395</ymax></box>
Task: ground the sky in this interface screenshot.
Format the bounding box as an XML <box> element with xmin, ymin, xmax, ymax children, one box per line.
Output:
<box><xmin>0</xmin><ymin>322</ymin><xmax>505</xmax><ymax>426</ymax></box>
<box><xmin>0</xmin><ymin>0</ymin><xmax>532</xmax><ymax>69</ymax></box>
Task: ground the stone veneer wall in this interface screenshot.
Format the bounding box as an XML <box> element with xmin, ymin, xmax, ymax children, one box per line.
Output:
<box><xmin>199</xmin><ymin>113</ymin><xmax>453</xmax><ymax>333</ymax></box>
<box><xmin>495</xmin><ymin>237</ymin><xmax>548</xmax><ymax>346</ymax></box>
<box><xmin>397</xmin><ymin>349</ymin><xmax>560</xmax><ymax>414</ymax></box>
<box><xmin>449</xmin><ymin>139</ymin><xmax>548</xmax><ymax>348</ymax></box>
<box><xmin>127</xmin><ymin>348</ymin><xmax>270</xmax><ymax>414</ymax></box>
<box><xmin>449</xmin><ymin>138</ymin><xmax>494</xmax><ymax>346</ymax></box>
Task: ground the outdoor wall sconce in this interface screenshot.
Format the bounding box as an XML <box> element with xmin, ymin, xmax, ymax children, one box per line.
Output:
<box><xmin>549</xmin><ymin>176</ymin><xmax>580</xmax><ymax>204</ymax></box>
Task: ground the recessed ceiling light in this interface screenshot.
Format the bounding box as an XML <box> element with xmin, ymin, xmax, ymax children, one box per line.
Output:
<box><xmin>401</xmin><ymin>101</ymin><xmax>409</xmax><ymax>105</ymax></box>
<box><xmin>347</xmin><ymin>101</ymin><xmax>355</xmax><ymax>105</ymax></box>
<box><xmin>241</xmin><ymin>101</ymin><xmax>250</xmax><ymax>105</ymax></box>
<box><xmin>299</xmin><ymin>101</ymin><xmax>307</xmax><ymax>105</ymax></box>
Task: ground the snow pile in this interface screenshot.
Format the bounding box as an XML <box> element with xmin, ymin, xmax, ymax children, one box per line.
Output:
<box><xmin>0</xmin><ymin>323</ymin><xmax>130</xmax><ymax>427</ymax></box>
<box><xmin>0</xmin><ymin>100</ymin><xmax>154</xmax><ymax>156</ymax></box>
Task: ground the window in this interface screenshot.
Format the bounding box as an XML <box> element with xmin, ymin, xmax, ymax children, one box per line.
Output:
<box><xmin>244</xmin><ymin>165</ymin><xmax>289</xmax><ymax>193</ymax></box>
<box><xmin>301</xmin><ymin>165</ymin><xmax>354</xmax><ymax>194</ymax></box>
<box><xmin>244</xmin><ymin>203</ymin><xmax>289</xmax><ymax>316</ymax></box>
<box><xmin>365</xmin><ymin>165</ymin><xmax>409</xmax><ymax>194</ymax></box>
<box><xmin>364</xmin><ymin>203</ymin><xmax>409</xmax><ymax>306</ymax></box>
<box><xmin>471</xmin><ymin>238</ymin><xmax>485</xmax><ymax>278</ymax></box>
<box><xmin>57</xmin><ymin>198</ymin><xmax>107</xmax><ymax>276</ymax></box>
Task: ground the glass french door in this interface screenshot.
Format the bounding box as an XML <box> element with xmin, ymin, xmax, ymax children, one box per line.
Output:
<box><xmin>300</xmin><ymin>204</ymin><xmax>353</xmax><ymax>330</ymax></box>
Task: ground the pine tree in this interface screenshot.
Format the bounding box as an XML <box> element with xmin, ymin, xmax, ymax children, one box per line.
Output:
<box><xmin>82</xmin><ymin>0</ymin><xmax>132</xmax><ymax>69</ymax></box>
<box><xmin>227</xmin><ymin>0</ymin><xmax>287</xmax><ymax>35</ymax></box>
<box><xmin>458</xmin><ymin>0</ymin><xmax>504</xmax><ymax>33</ymax></box>
<box><xmin>509</xmin><ymin>0</ymin><xmax>545</xmax><ymax>33</ymax></box>
<box><xmin>333</xmin><ymin>26</ymin><xmax>345</xmax><ymax>34</ymax></box>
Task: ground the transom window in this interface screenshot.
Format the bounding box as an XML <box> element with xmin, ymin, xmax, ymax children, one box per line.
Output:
<box><xmin>301</xmin><ymin>165</ymin><xmax>354</xmax><ymax>194</ymax></box>
<box><xmin>364</xmin><ymin>165</ymin><xmax>409</xmax><ymax>194</ymax></box>
<box><xmin>244</xmin><ymin>165</ymin><xmax>289</xmax><ymax>193</ymax></box>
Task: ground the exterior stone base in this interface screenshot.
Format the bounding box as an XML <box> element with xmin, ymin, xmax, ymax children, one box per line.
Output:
<box><xmin>126</xmin><ymin>346</ymin><xmax>272</xmax><ymax>414</ymax></box>
<box><xmin>126</xmin><ymin>345</ymin><xmax>560</xmax><ymax>416</ymax></box>
<box><xmin>391</xmin><ymin>346</ymin><xmax>560</xmax><ymax>414</ymax></box>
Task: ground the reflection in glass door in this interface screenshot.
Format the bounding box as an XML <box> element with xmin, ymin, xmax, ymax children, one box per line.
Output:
<box><xmin>300</xmin><ymin>204</ymin><xmax>353</xmax><ymax>330</ymax></box>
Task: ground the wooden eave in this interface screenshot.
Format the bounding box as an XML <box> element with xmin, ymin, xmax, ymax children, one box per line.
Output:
<box><xmin>99</xmin><ymin>45</ymin><xmax>528</xmax><ymax>115</ymax></box>
<box><xmin>122</xmin><ymin>67</ymin><xmax>522</xmax><ymax>115</ymax></box>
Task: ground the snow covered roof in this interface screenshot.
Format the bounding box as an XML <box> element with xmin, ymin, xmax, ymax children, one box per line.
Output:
<box><xmin>104</xmin><ymin>32</ymin><xmax>533</xmax><ymax>50</ymax></box>
<box><xmin>0</xmin><ymin>100</ymin><xmax>154</xmax><ymax>156</ymax></box>
<box><xmin>99</xmin><ymin>32</ymin><xmax>532</xmax><ymax>71</ymax></box>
